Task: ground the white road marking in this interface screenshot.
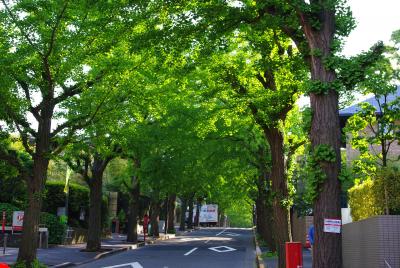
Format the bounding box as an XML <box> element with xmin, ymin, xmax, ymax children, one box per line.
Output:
<box><xmin>205</xmin><ymin>240</ymin><xmax>210</xmax><ymax>243</ymax></box>
<box><xmin>102</xmin><ymin>262</ymin><xmax>143</xmax><ymax>268</ymax></box>
<box><xmin>184</xmin><ymin>247</ymin><xmax>199</xmax><ymax>256</ymax></box>
<box><xmin>224</xmin><ymin>232</ymin><xmax>240</xmax><ymax>237</ymax></box>
<box><xmin>180</xmin><ymin>238</ymin><xmax>201</xmax><ymax>242</ymax></box>
<box><xmin>215</xmin><ymin>229</ymin><xmax>227</xmax><ymax>236</ymax></box>
<box><xmin>208</xmin><ymin>246</ymin><xmax>237</xmax><ymax>253</ymax></box>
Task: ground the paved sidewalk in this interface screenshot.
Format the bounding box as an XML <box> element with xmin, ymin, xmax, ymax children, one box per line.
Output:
<box><xmin>262</xmin><ymin>248</ymin><xmax>312</xmax><ymax>268</ymax></box>
<box><xmin>0</xmin><ymin>232</ymin><xmax>178</xmax><ymax>267</ymax></box>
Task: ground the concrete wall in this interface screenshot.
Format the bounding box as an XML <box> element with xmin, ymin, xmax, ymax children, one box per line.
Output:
<box><xmin>342</xmin><ymin>215</ymin><xmax>400</xmax><ymax>268</ymax></box>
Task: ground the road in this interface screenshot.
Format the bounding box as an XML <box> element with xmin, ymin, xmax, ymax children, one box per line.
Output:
<box><xmin>77</xmin><ymin>228</ymin><xmax>256</xmax><ymax>268</ymax></box>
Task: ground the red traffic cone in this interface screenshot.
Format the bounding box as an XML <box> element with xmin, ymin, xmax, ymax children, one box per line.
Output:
<box><xmin>305</xmin><ymin>234</ymin><xmax>311</xmax><ymax>248</ymax></box>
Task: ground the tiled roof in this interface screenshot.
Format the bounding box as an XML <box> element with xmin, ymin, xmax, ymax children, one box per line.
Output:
<box><xmin>339</xmin><ymin>85</ymin><xmax>400</xmax><ymax>116</ymax></box>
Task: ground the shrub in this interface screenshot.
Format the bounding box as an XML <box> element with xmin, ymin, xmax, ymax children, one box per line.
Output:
<box><xmin>0</xmin><ymin>203</ymin><xmax>20</xmax><ymax>225</ymax></box>
<box><xmin>11</xmin><ymin>259</ymin><xmax>47</xmax><ymax>268</ymax></box>
<box><xmin>348</xmin><ymin>179</ymin><xmax>383</xmax><ymax>221</ymax></box>
<box><xmin>42</xmin><ymin>181</ymin><xmax>89</xmax><ymax>228</ymax></box>
<box><xmin>348</xmin><ymin>167</ymin><xmax>400</xmax><ymax>221</ymax></box>
<box><xmin>40</xmin><ymin>212</ymin><xmax>67</xmax><ymax>244</ymax></box>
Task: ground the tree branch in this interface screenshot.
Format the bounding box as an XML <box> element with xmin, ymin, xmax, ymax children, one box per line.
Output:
<box><xmin>44</xmin><ymin>1</ymin><xmax>69</xmax><ymax>59</ymax></box>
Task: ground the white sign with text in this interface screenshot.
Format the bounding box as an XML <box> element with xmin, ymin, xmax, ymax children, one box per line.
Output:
<box><xmin>323</xmin><ymin>218</ymin><xmax>341</xmax><ymax>233</ymax></box>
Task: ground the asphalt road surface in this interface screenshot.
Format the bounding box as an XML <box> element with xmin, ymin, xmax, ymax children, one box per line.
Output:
<box><xmin>77</xmin><ymin>228</ymin><xmax>256</xmax><ymax>268</ymax></box>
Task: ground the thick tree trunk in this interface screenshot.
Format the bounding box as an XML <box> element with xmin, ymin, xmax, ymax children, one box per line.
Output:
<box><xmin>17</xmin><ymin>114</ymin><xmax>52</xmax><ymax>266</ymax></box>
<box><xmin>17</xmin><ymin>157</ymin><xmax>49</xmax><ymax>265</ymax></box>
<box><xmin>187</xmin><ymin>194</ymin><xmax>194</xmax><ymax>229</ymax></box>
<box><xmin>86</xmin><ymin>173</ymin><xmax>103</xmax><ymax>251</ymax></box>
<box><xmin>298</xmin><ymin>10</ymin><xmax>342</xmax><ymax>266</ymax></box>
<box><xmin>150</xmin><ymin>198</ymin><xmax>161</xmax><ymax>237</ymax></box>
<box><xmin>255</xmin><ymin>172</ymin><xmax>276</xmax><ymax>252</ymax></box>
<box><xmin>126</xmin><ymin>178</ymin><xmax>140</xmax><ymax>243</ymax></box>
<box><xmin>179</xmin><ymin>197</ymin><xmax>187</xmax><ymax>231</ymax></box>
<box><xmin>310</xmin><ymin>90</ymin><xmax>342</xmax><ymax>268</ymax></box>
<box><xmin>167</xmin><ymin>194</ymin><xmax>176</xmax><ymax>232</ymax></box>
<box><xmin>265</xmin><ymin>128</ymin><xmax>291</xmax><ymax>268</ymax></box>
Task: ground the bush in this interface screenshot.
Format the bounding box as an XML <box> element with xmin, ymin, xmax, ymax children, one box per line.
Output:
<box><xmin>11</xmin><ymin>259</ymin><xmax>47</xmax><ymax>268</ymax></box>
<box><xmin>40</xmin><ymin>212</ymin><xmax>67</xmax><ymax>244</ymax></box>
<box><xmin>42</xmin><ymin>181</ymin><xmax>90</xmax><ymax>228</ymax></box>
<box><xmin>348</xmin><ymin>167</ymin><xmax>400</xmax><ymax>221</ymax></box>
<box><xmin>0</xmin><ymin>203</ymin><xmax>20</xmax><ymax>225</ymax></box>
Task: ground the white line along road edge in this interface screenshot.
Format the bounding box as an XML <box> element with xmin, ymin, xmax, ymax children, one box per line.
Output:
<box><xmin>184</xmin><ymin>247</ymin><xmax>199</xmax><ymax>256</ymax></box>
<box><xmin>102</xmin><ymin>262</ymin><xmax>143</xmax><ymax>268</ymax></box>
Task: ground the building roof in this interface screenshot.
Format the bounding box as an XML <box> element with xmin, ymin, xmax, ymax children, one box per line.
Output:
<box><xmin>339</xmin><ymin>85</ymin><xmax>400</xmax><ymax>117</ymax></box>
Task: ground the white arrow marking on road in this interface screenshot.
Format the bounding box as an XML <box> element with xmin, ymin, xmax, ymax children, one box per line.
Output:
<box><xmin>184</xmin><ymin>247</ymin><xmax>198</xmax><ymax>256</ymax></box>
<box><xmin>102</xmin><ymin>262</ymin><xmax>143</xmax><ymax>268</ymax></box>
<box><xmin>208</xmin><ymin>246</ymin><xmax>237</xmax><ymax>253</ymax></box>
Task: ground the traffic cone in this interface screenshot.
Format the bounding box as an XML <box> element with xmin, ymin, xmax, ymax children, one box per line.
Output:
<box><xmin>305</xmin><ymin>234</ymin><xmax>311</xmax><ymax>248</ymax></box>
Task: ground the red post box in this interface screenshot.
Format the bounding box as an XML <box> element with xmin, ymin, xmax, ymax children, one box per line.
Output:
<box><xmin>286</xmin><ymin>242</ymin><xmax>303</xmax><ymax>268</ymax></box>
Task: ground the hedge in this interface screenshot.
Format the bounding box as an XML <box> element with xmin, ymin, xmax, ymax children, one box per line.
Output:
<box><xmin>0</xmin><ymin>203</ymin><xmax>66</xmax><ymax>244</ymax></box>
<box><xmin>348</xmin><ymin>168</ymin><xmax>400</xmax><ymax>221</ymax></box>
<box><xmin>43</xmin><ymin>181</ymin><xmax>110</xmax><ymax>229</ymax></box>
<box><xmin>40</xmin><ymin>212</ymin><xmax>67</xmax><ymax>244</ymax></box>
<box><xmin>43</xmin><ymin>181</ymin><xmax>90</xmax><ymax>228</ymax></box>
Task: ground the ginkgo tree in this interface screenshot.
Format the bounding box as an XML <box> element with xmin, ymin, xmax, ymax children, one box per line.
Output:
<box><xmin>0</xmin><ymin>1</ymin><xmax>138</xmax><ymax>265</ymax></box>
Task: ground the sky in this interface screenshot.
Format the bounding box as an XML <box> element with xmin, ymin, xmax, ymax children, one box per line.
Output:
<box><xmin>343</xmin><ymin>0</ymin><xmax>400</xmax><ymax>56</ymax></box>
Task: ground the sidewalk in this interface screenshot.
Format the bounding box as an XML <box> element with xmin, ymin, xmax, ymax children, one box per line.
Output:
<box><xmin>0</xmin><ymin>232</ymin><xmax>178</xmax><ymax>267</ymax></box>
<box><xmin>261</xmin><ymin>247</ymin><xmax>312</xmax><ymax>268</ymax></box>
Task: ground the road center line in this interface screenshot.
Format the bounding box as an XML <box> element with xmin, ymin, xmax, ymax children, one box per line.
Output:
<box><xmin>216</xmin><ymin>229</ymin><xmax>227</xmax><ymax>236</ymax></box>
<box><xmin>184</xmin><ymin>247</ymin><xmax>198</xmax><ymax>256</ymax></box>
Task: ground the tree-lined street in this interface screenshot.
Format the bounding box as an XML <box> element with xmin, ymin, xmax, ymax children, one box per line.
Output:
<box><xmin>77</xmin><ymin>228</ymin><xmax>255</xmax><ymax>268</ymax></box>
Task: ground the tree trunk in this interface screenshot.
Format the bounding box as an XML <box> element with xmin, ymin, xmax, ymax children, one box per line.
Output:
<box><xmin>187</xmin><ymin>194</ymin><xmax>194</xmax><ymax>229</ymax></box>
<box><xmin>150</xmin><ymin>198</ymin><xmax>161</xmax><ymax>237</ymax></box>
<box><xmin>17</xmin><ymin>157</ymin><xmax>49</xmax><ymax>266</ymax></box>
<box><xmin>179</xmin><ymin>197</ymin><xmax>187</xmax><ymax>231</ymax></box>
<box><xmin>255</xmin><ymin>196</ymin><xmax>276</xmax><ymax>250</ymax></box>
<box><xmin>264</xmin><ymin>128</ymin><xmax>291</xmax><ymax>268</ymax></box>
<box><xmin>167</xmin><ymin>194</ymin><xmax>176</xmax><ymax>232</ymax></box>
<box><xmin>86</xmin><ymin>172</ymin><xmax>103</xmax><ymax>251</ymax></box>
<box><xmin>127</xmin><ymin>177</ymin><xmax>140</xmax><ymax>243</ymax></box>
<box><xmin>194</xmin><ymin>199</ymin><xmax>201</xmax><ymax>227</ymax></box>
<box><xmin>17</xmin><ymin>114</ymin><xmax>52</xmax><ymax>266</ymax></box>
<box><xmin>297</xmin><ymin>12</ymin><xmax>342</xmax><ymax>267</ymax></box>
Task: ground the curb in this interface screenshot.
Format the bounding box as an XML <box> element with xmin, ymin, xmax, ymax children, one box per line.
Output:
<box><xmin>252</xmin><ymin>228</ymin><xmax>265</xmax><ymax>268</ymax></box>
